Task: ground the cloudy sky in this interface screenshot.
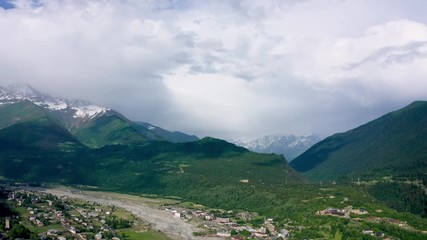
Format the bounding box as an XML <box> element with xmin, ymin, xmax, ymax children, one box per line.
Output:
<box><xmin>1</xmin><ymin>0</ymin><xmax>427</xmax><ymax>139</ymax></box>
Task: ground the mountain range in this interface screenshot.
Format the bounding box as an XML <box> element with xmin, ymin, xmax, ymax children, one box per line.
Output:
<box><xmin>1</xmin><ymin>83</ymin><xmax>426</xmax><ymax>219</ymax></box>
<box><xmin>232</xmin><ymin>135</ymin><xmax>321</xmax><ymax>161</ymax></box>
<box><xmin>0</xmin><ymin>84</ymin><xmax>198</xmax><ymax>148</ymax></box>
<box><xmin>0</xmin><ymin>83</ymin><xmax>305</xmax><ymax>219</ymax></box>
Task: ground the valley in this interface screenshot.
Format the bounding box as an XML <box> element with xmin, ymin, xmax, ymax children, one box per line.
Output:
<box><xmin>1</xmin><ymin>0</ymin><xmax>427</xmax><ymax>239</ymax></box>
<box><xmin>0</xmin><ymin>85</ymin><xmax>426</xmax><ymax>239</ymax></box>
<box><xmin>1</xmin><ymin>182</ymin><xmax>427</xmax><ymax>240</ymax></box>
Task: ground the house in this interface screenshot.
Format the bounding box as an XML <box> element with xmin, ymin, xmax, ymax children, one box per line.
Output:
<box><xmin>88</xmin><ymin>212</ymin><xmax>99</xmax><ymax>218</ymax></box>
<box><xmin>278</xmin><ymin>229</ymin><xmax>289</xmax><ymax>238</ymax></box>
<box><xmin>94</xmin><ymin>232</ymin><xmax>103</xmax><ymax>240</ymax></box>
<box><xmin>351</xmin><ymin>208</ymin><xmax>368</xmax><ymax>215</ymax></box>
<box><xmin>232</xmin><ymin>236</ymin><xmax>245</xmax><ymax>240</ymax></box>
<box><xmin>237</xmin><ymin>211</ymin><xmax>252</xmax><ymax>220</ymax></box>
<box><xmin>36</xmin><ymin>219</ymin><xmax>44</xmax><ymax>227</ymax></box>
<box><xmin>216</xmin><ymin>229</ymin><xmax>231</xmax><ymax>237</ymax></box>
<box><xmin>173</xmin><ymin>212</ymin><xmax>181</xmax><ymax>218</ymax></box>
<box><xmin>254</xmin><ymin>232</ymin><xmax>268</xmax><ymax>238</ymax></box>
<box><xmin>68</xmin><ymin>227</ymin><xmax>77</xmax><ymax>234</ymax></box>
<box><xmin>247</xmin><ymin>227</ymin><xmax>257</xmax><ymax>233</ymax></box>
<box><xmin>47</xmin><ymin>229</ymin><xmax>58</xmax><ymax>236</ymax></box>
<box><xmin>317</xmin><ymin>208</ymin><xmax>346</xmax><ymax>216</ymax></box>
<box><xmin>216</xmin><ymin>217</ymin><xmax>230</xmax><ymax>223</ymax></box>
<box><xmin>265</xmin><ymin>222</ymin><xmax>275</xmax><ymax>234</ymax></box>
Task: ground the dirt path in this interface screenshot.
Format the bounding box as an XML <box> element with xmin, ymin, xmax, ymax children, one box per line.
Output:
<box><xmin>38</xmin><ymin>188</ymin><xmax>220</xmax><ymax>240</ymax></box>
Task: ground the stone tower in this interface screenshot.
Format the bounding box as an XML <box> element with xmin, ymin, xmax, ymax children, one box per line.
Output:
<box><xmin>5</xmin><ymin>217</ymin><xmax>10</xmax><ymax>230</ymax></box>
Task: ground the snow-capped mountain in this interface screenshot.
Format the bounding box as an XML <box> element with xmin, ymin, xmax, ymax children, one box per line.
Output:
<box><xmin>0</xmin><ymin>83</ymin><xmax>107</xmax><ymax>120</ymax></box>
<box><xmin>0</xmin><ymin>83</ymin><xmax>198</xmax><ymax>147</ymax></box>
<box><xmin>232</xmin><ymin>135</ymin><xmax>322</xmax><ymax>161</ymax></box>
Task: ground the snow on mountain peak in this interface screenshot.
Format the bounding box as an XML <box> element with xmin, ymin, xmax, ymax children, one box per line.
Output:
<box><xmin>5</xmin><ymin>83</ymin><xmax>39</xmax><ymax>98</ymax></box>
<box><xmin>232</xmin><ymin>134</ymin><xmax>322</xmax><ymax>161</ymax></box>
<box><xmin>0</xmin><ymin>83</ymin><xmax>107</xmax><ymax>119</ymax></box>
<box><xmin>44</xmin><ymin>100</ymin><xmax>69</xmax><ymax>111</ymax></box>
<box><xmin>72</xmin><ymin>105</ymin><xmax>107</xmax><ymax>119</ymax></box>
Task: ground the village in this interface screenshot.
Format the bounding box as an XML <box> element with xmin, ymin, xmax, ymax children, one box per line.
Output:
<box><xmin>160</xmin><ymin>205</ymin><xmax>291</xmax><ymax>239</ymax></box>
<box><xmin>0</xmin><ymin>186</ymin><xmax>294</xmax><ymax>240</ymax></box>
<box><xmin>314</xmin><ymin>205</ymin><xmax>422</xmax><ymax>238</ymax></box>
<box><xmin>2</xmin><ymin>185</ymin><xmax>424</xmax><ymax>240</ymax></box>
<box><xmin>0</xmin><ymin>187</ymin><xmax>400</xmax><ymax>240</ymax></box>
<box><xmin>0</xmin><ymin>188</ymin><xmax>141</xmax><ymax>240</ymax></box>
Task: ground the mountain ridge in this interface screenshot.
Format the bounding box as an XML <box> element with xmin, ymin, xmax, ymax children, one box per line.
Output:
<box><xmin>289</xmin><ymin>101</ymin><xmax>427</xmax><ymax>217</ymax></box>
<box><xmin>1</xmin><ymin>84</ymin><xmax>426</xmax><ymax>224</ymax></box>
<box><xmin>0</xmin><ymin>84</ymin><xmax>199</xmax><ymax>147</ymax></box>
<box><xmin>0</xmin><ymin>88</ymin><xmax>306</xmax><ymax>219</ymax></box>
<box><xmin>290</xmin><ymin>100</ymin><xmax>427</xmax><ymax>181</ymax></box>
<box><xmin>0</xmin><ymin>83</ymin><xmax>107</xmax><ymax>120</ymax></box>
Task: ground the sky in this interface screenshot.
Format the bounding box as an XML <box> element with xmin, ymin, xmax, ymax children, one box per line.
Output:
<box><xmin>1</xmin><ymin>0</ymin><xmax>427</xmax><ymax>140</ymax></box>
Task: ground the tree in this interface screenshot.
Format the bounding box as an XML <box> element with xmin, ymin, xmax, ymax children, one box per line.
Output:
<box><xmin>9</xmin><ymin>224</ymin><xmax>31</xmax><ymax>239</ymax></box>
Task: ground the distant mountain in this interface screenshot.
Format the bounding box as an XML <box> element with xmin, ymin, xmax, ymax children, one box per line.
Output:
<box><xmin>0</xmin><ymin>84</ymin><xmax>198</xmax><ymax>147</ymax></box>
<box><xmin>232</xmin><ymin>135</ymin><xmax>321</xmax><ymax>161</ymax></box>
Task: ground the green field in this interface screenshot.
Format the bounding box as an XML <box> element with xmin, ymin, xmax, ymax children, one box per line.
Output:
<box><xmin>117</xmin><ymin>230</ymin><xmax>169</xmax><ymax>240</ymax></box>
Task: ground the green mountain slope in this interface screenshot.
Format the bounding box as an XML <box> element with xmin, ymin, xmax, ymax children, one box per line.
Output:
<box><xmin>2</xmin><ymin>98</ymin><xmax>427</xmax><ymax>230</ymax></box>
<box><xmin>0</xmin><ymin>100</ymin><xmax>82</xmax><ymax>150</ymax></box>
<box><xmin>71</xmin><ymin>111</ymin><xmax>149</xmax><ymax>148</ymax></box>
<box><xmin>0</xmin><ymin>125</ymin><xmax>305</xmax><ymax>218</ymax></box>
<box><xmin>0</xmin><ymin>105</ymin><xmax>86</xmax><ymax>182</ymax></box>
<box><xmin>0</xmin><ymin>100</ymin><xmax>305</xmax><ymax>218</ymax></box>
<box><xmin>0</xmin><ymin>127</ymin><xmax>86</xmax><ymax>183</ymax></box>
<box><xmin>0</xmin><ymin>101</ymin><xmax>197</xmax><ymax>148</ymax></box>
<box><xmin>0</xmin><ymin>100</ymin><xmax>46</xmax><ymax>129</ymax></box>
<box><xmin>133</xmin><ymin>121</ymin><xmax>199</xmax><ymax>143</ymax></box>
<box><xmin>72</xmin><ymin>115</ymin><xmax>199</xmax><ymax>148</ymax></box>
<box><xmin>290</xmin><ymin>101</ymin><xmax>427</xmax><ymax>181</ymax></box>
<box><xmin>290</xmin><ymin>101</ymin><xmax>427</xmax><ymax>217</ymax></box>
<box><xmin>0</xmin><ymin>121</ymin><xmax>80</xmax><ymax>150</ymax></box>
<box><xmin>1</xmin><ymin>84</ymin><xmax>201</xmax><ymax>147</ymax></box>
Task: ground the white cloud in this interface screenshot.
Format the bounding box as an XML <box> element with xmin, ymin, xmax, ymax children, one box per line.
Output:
<box><xmin>1</xmin><ymin>0</ymin><xmax>427</xmax><ymax>139</ymax></box>
<box><xmin>295</xmin><ymin>19</ymin><xmax>427</xmax><ymax>104</ymax></box>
